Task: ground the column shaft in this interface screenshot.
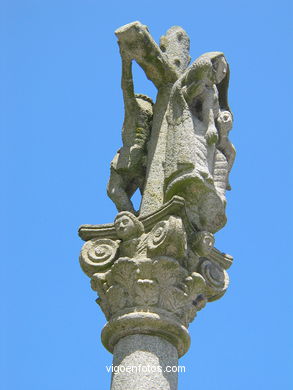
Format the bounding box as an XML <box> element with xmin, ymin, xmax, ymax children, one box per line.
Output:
<box><xmin>110</xmin><ymin>334</ymin><xmax>178</xmax><ymax>390</ymax></box>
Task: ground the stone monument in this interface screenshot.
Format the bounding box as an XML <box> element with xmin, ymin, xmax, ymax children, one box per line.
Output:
<box><xmin>78</xmin><ymin>21</ymin><xmax>235</xmax><ymax>390</ymax></box>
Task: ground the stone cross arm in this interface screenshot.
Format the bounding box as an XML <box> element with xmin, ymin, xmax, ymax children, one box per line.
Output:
<box><xmin>115</xmin><ymin>21</ymin><xmax>179</xmax><ymax>89</ymax></box>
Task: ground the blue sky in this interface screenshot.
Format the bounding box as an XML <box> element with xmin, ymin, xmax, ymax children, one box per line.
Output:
<box><xmin>1</xmin><ymin>1</ymin><xmax>292</xmax><ymax>389</ymax></box>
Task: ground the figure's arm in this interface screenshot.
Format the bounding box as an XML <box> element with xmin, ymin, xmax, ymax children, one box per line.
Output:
<box><xmin>120</xmin><ymin>52</ymin><xmax>137</xmax><ymax>114</ymax></box>
<box><xmin>202</xmin><ymin>87</ymin><xmax>219</xmax><ymax>145</ymax></box>
<box><xmin>118</xmin><ymin>46</ymin><xmax>140</xmax><ymax>146</ymax></box>
<box><xmin>216</xmin><ymin>111</ymin><xmax>235</xmax><ymax>176</ymax></box>
<box><xmin>115</xmin><ymin>21</ymin><xmax>178</xmax><ymax>89</ymax></box>
<box><xmin>181</xmin><ymin>58</ymin><xmax>211</xmax><ymax>104</ymax></box>
<box><xmin>183</xmin><ymin>80</ymin><xmax>205</xmax><ymax>105</ymax></box>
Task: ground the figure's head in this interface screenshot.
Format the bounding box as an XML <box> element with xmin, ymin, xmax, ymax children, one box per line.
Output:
<box><xmin>196</xmin><ymin>52</ymin><xmax>228</xmax><ymax>85</ymax></box>
<box><xmin>160</xmin><ymin>26</ymin><xmax>191</xmax><ymax>73</ymax></box>
<box><xmin>193</xmin><ymin>231</ymin><xmax>215</xmax><ymax>256</ymax></box>
<box><xmin>196</xmin><ymin>52</ymin><xmax>231</xmax><ymax>114</ymax></box>
<box><xmin>114</xmin><ymin>211</ymin><xmax>144</xmax><ymax>240</ymax></box>
<box><xmin>212</xmin><ymin>56</ymin><xmax>228</xmax><ymax>84</ymax></box>
<box><xmin>216</xmin><ymin>110</ymin><xmax>233</xmax><ymax>133</ymax></box>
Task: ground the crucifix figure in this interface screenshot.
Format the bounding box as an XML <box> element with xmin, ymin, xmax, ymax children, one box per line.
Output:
<box><xmin>109</xmin><ymin>21</ymin><xmax>235</xmax><ymax>233</ymax></box>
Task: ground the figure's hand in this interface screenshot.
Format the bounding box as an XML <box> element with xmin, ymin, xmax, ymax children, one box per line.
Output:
<box><xmin>205</xmin><ymin>125</ymin><xmax>218</xmax><ymax>145</ymax></box>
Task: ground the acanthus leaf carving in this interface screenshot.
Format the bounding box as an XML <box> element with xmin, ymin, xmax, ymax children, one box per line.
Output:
<box><xmin>134</xmin><ymin>279</ymin><xmax>159</xmax><ymax>306</ymax></box>
<box><xmin>153</xmin><ymin>256</ymin><xmax>188</xmax><ymax>288</ymax></box>
<box><xmin>110</xmin><ymin>258</ymin><xmax>139</xmax><ymax>298</ymax></box>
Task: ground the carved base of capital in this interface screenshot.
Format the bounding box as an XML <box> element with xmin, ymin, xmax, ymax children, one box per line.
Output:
<box><xmin>101</xmin><ymin>311</ymin><xmax>190</xmax><ymax>358</ymax></box>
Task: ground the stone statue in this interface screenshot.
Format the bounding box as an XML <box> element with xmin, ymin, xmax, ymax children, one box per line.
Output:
<box><xmin>107</xmin><ymin>54</ymin><xmax>153</xmax><ymax>214</ymax></box>
<box><xmin>109</xmin><ymin>22</ymin><xmax>235</xmax><ymax>233</ymax></box>
<box><xmin>164</xmin><ymin>51</ymin><xmax>233</xmax><ymax>232</ymax></box>
<box><xmin>78</xmin><ymin>22</ymin><xmax>236</xmax><ymax>390</ymax></box>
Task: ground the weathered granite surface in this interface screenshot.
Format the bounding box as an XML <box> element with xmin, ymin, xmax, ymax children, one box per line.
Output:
<box><xmin>78</xmin><ymin>21</ymin><xmax>235</xmax><ymax>390</ymax></box>
<box><xmin>111</xmin><ymin>335</ymin><xmax>178</xmax><ymax>390</ymax></box>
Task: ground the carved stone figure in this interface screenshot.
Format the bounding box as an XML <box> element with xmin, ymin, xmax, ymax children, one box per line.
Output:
<box><xmin>114</xmin><ymin>22</ymin><xmax>190</xmax><ymax>218</ymax></box>
<box><xmin>78</xmin><ymin>22</ymin><xmax>236</xmax><ymax>390</ymax></box>
<box><xmin>164</xmin><ymin>51</ymin><xmax>233</xmax><ymax>232</ymax></box>
<box><xmin>114</xmin><ymin>211</ymin><xmax>147</xmax><ymax>258</ymax></box>
<box><xmin>216</xmin><ymin>110</ymin><xmax>236</xmax><ymax>191</ymax></box>
<box><xmin>107</xmin><ymin>55</ymin><xmax>153</xmax><ymax>214</ymax></box>
<box><xmin>111</xmin><ymin>22</ymin><xmax>235</xmax><ymax>233</ymax></box>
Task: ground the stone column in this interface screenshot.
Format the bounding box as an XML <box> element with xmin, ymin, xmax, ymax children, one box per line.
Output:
<box><xmin>110</xmin><ymin>335</ymin><xmax>178</xmax><ymax>390</ymax></box>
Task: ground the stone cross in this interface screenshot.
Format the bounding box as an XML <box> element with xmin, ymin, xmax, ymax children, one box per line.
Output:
<box><xmin>78</xmin><ymin>21</ymin><xmax>235</xmax><ymax>390</ymax></box>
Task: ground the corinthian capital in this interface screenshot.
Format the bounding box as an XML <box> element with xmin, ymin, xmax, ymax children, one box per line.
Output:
<box><xmin>79</xmin><ymin>196</ymin><xmax>232</xmax><ymax>357</ymax></box>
